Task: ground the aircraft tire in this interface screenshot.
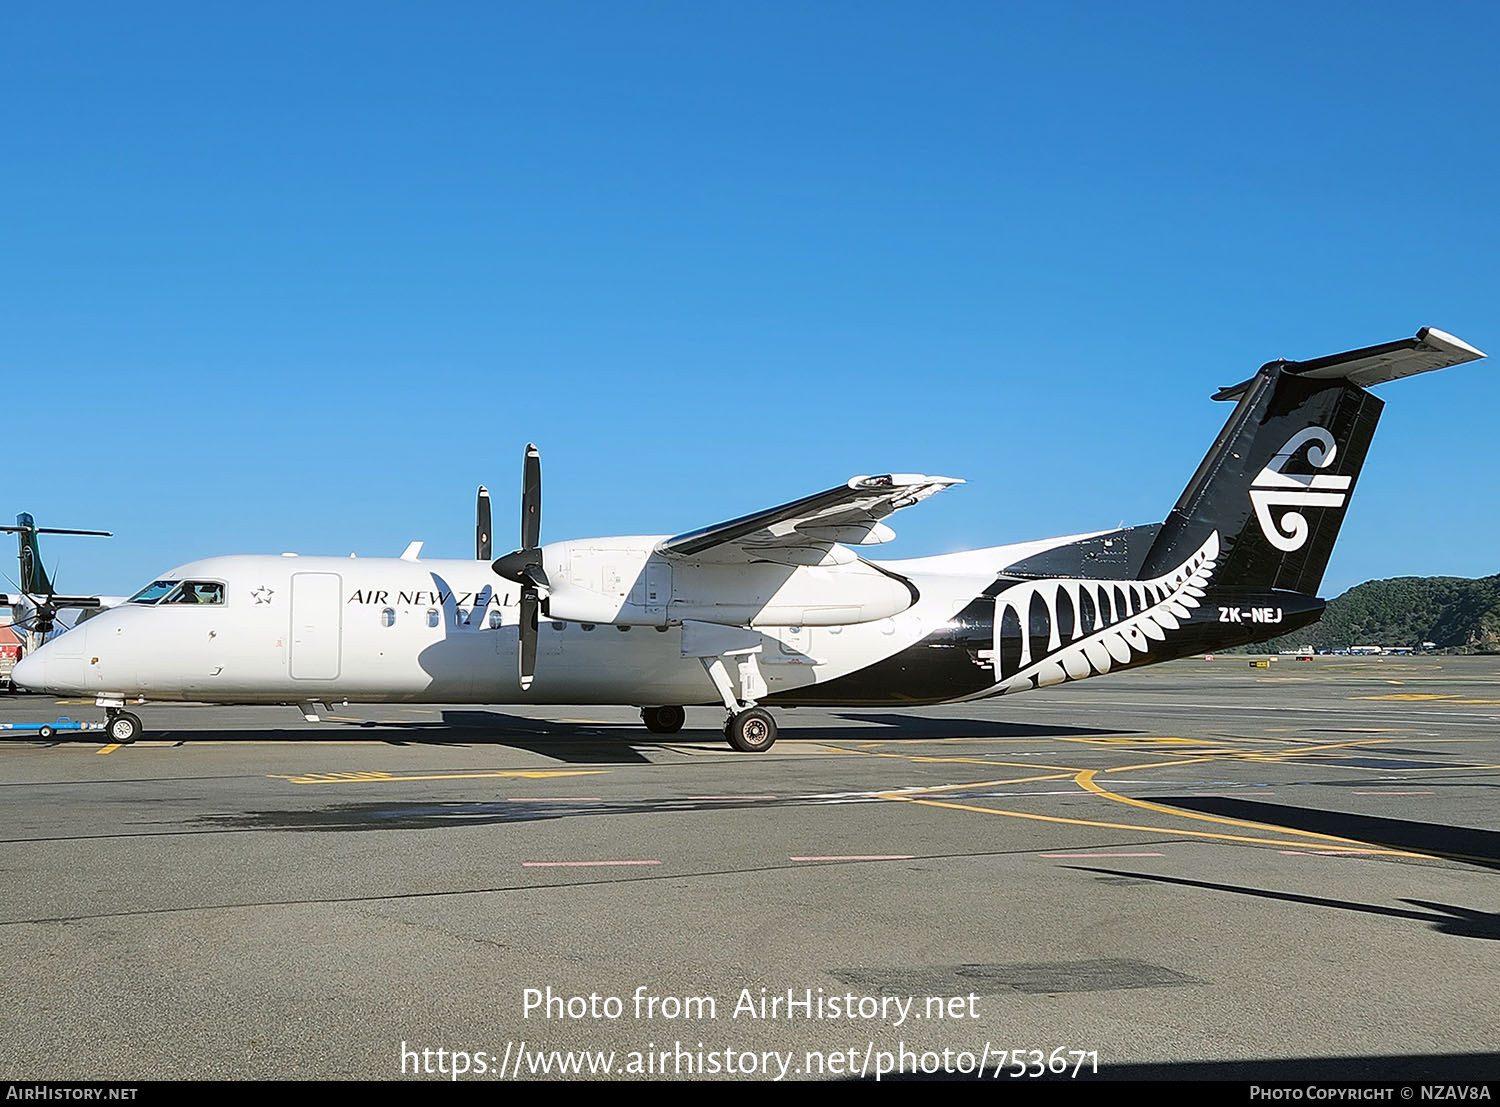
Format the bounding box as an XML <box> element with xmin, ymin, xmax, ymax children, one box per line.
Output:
<box><xmin>725</xmin><ymin>707</ymin><xmax>777</xmax><ymax>753</ymax></box>
<box><xmin>641</xmin><ymin>705</ymin><xmax>686</xmax><ymax>734</ymax></box>
<box><xmin>107</xmin><ymin>712</ymin><xmax>142</xmax><ymax>745</ymax></box>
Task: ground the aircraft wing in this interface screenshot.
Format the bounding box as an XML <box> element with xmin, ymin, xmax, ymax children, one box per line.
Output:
<box><xmin>658</xmin><ymin>473</ymin><xmax>963</xmax><ymax>564</ymax></box>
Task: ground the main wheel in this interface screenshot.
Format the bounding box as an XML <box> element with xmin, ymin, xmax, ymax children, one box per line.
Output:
<box><xmin>725</xmin><ymin>707</ymin><xmax>777</xmax><ymax>753</ymax></box>
<box><xmin>107</xmin><ymin>712</ymin><xmax>142</xmax><ymax>745</ymax></box>
<box><xmin>641</xmin><ymin>705</ymin><xmax>686</xmax><ymax>734</ymax></box>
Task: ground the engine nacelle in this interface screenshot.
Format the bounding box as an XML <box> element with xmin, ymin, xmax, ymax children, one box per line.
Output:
<box><xmin>537</xmin><ymin>537</ymin><xmax>921</xmax><ymax>629</ymax></box>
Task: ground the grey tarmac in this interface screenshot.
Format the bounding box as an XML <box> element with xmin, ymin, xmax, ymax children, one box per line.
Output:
<box><xmin>1</xmin><ymin>655</ymin><xmax>1497</xmax><ymax>1081</ymax></box>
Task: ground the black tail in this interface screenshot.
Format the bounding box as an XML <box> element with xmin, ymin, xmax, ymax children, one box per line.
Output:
<box><xmin>1140</xmin><ymin>327</ymin><xmax>1483</xmax><ymax>597</ymax></box>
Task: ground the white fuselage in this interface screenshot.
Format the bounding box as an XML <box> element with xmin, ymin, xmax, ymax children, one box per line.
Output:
<box><xmin>18</xmin><ymin>538</ymin><xmax>1019</xmax><ymax>707</ymax></box>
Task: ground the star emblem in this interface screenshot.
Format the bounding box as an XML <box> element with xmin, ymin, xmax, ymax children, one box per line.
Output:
<box><xmin>251</xmin><ymin>586</ymin><xmax>275</xmax><ymax>605</ymax></box>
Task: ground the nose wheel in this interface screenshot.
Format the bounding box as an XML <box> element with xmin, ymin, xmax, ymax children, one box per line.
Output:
<box><xmin>105</xmin><ymin>710</ymin><xmax>142</xmax><ymax>745</ymax></box>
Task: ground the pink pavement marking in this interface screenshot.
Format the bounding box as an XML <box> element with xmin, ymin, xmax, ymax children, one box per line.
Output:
<box><xmin>789</xmin><ymin>854</ymin><xmax>916</xmax><ymax>862</ymax></box>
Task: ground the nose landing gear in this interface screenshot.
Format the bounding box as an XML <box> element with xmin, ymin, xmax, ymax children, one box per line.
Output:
<box><xmin>105</xmin><ymin>709</ymin><xmax>142</xmax><ymax>745</ymax></box>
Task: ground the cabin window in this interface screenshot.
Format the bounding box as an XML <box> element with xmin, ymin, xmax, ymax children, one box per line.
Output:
<box><xmin>581</xmin><ymin>623</ymin><xmax>595</xmax><ymax>631</ymax></box>
<box><xmin>488</xmin><ymin>610</ymin><xmax>502</xmax><ymax>629</ymax></box>
<box><xmin>128</xmin><ymin>580</ymin><xmax>180</xmax><ymax>605</ymax></box>
<box><xmin>163</xmin><ymin>581</ymin><xmax>225</xmax><ymax>606</ymax></box>
<box><xmin>380</xmin><ymin>608</ymin><xmax>396</xmax><ymax>627</ymax></box>
<box><xmin>427</xmin><ymin>609</ymin><xmax>440</xmax><ymax>628</ymax></box>
<box><xmin>455</xmin><ymin>609</ymin><xmax>470</xmax><ymax>627</ymax></box>
<box><xmin>555</xmin><ymin>621</ymin><xmax>567</xmax><ymax>631</ymax></box>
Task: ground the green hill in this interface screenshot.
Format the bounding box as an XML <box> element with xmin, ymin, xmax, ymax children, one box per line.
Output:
<box><xmin>1257</xmin><ymin>574</ymin><xmax>1500</xmax><ymax>653</ymax></box>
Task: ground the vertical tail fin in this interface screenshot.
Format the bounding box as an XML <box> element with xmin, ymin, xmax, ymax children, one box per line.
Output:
<box><xmin>1140</xmin><ymin>328</ymin><xmax>1484</xmax><ymax>596</ymax></box>
<box><xmin>14</xmin><ymin>514</ymin><xmax>51</xmax><ymax>596</ymax></box>
<box><xmin>0</xmin><ymin>514</ymin><xmax>114</xmax><ymax>598</ymax></box>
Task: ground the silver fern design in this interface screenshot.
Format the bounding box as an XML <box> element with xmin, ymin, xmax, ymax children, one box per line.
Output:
<box><xmin>992</xmin><ymin>531</ymin><xmax>1220</xmax><ymax>693</ymax></box>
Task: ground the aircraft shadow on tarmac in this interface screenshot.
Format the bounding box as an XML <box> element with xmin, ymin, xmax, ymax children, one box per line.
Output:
<box><xmin>822</xmin><ymin>713</ymin><xmax>1128</xmax><ymax>740</ymax></box>
<box><xmin>1069</xmin><ymin>867</ymin><xmax>1500</xmax><ymax>941</ymax></box>
<box><xmin>13</xmin><ymin>710</ymin><xmax>1132</xmax><ymax>761</ymax></box>
<box><xmin>1146</xmin><ymin>796</ymin><xmax>1500</xmax><ymax>873</ymax></box>
<box><xmin>198</xmin><ymin>792</ymin><xmax>882</xmax><ymax>834</ymax></box>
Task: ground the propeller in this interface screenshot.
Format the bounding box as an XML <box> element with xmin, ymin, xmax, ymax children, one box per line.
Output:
<box><xmin>491</xmin><ymin>444</ymin><xmax>549</xmax><ymax>690</ymax></box>
<box><xmin>2</xmin><ymin>568</ymin><xmax>57</xmax><ymax>636</ymax></box>
<box><xmin>476</xmin><ymin>486</ymin><xmax>492</xmax><ymax>561</ymax></box>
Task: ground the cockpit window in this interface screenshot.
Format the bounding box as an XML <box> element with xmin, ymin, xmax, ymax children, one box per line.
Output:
<box><xmin>163</xmin><ymin>581</ymin><xmax>226</xmax><ymax>606</ymax></box>
<box><xmin>128</xmin><ymin>580</ymin><xmax>181</xmax><ymax>605</ymax></box>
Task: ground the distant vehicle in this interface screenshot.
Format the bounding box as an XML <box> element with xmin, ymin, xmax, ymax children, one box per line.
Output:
<box><xmin>14</xmin><ymin>327</ymin><xmax>1488</xmax><ymax>750</ymax></box>
<box><xmin>0</xmin><ymin>624</ymin><xmax>20</xmax><ymax>693</ymax></box>
<box><xmin>0</xmin><ymin>716</ymin><xmax>106</xmax><ymax>738</ymax></box>
<box><xmin>0</xmin><ymin>514</ymin><xmax>123</xmax><ymax>653</ymax></box>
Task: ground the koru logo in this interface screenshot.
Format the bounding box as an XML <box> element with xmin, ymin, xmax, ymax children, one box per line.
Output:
<box><xmin>1249</xmin><ymin>427</ymin><xmax>1351</xmax><ymax>552</ymax></box>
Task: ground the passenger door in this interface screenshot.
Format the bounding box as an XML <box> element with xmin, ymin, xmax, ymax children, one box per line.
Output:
<box><xmin>289</xmin><ymin>572</ymin><xmax>342</xmax><ymax>680</ymax></box>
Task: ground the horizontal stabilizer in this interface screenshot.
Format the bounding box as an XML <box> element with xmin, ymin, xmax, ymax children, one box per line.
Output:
<box><xmin>1214</xmin><ymin>327</ymin><xmax>1486</xmax><ymax>401</ymax></box>
<box><xmin>0</xmin><ymin>526</ymin><xmax>112</xmax><ymax>536</ymax></box>
<box><xmin>35</xmin><ymin>596</ymin><xmax>104</xmax><ymax>609</ymax></box>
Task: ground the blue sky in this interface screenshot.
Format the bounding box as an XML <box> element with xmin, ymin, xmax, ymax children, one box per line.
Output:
<box><xmin>3</xmin><ymin>2</ymin><xmax>1497</xmax><ymax>598</ymax></box>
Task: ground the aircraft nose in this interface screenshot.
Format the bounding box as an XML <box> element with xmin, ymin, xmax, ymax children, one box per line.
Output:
<box><xmin>11</xmin><ymin>637</ymin><xmax>86</xmax><ymax>694</ymax></box>
<box><xmin>11</xmin><ymin>652</ymin><xmax>43</xmax><ymax>692</ymax></box>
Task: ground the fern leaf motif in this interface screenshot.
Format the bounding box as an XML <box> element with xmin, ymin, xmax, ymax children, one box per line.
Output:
<box><xmin>992</xmin><ymin>531</ymin><xmax>1220</xmax><ymax>694</ymax></box>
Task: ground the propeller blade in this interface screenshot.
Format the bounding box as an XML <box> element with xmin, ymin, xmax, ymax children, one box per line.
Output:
<box><xmin>522</xmin><ymin>443</ymin><xmax>541</xmax><ymax>551</ymax></box>
<box><xmin>476</xmin><ymin>486</ymin><xmax>492</xmax><ymax>561</ymax></box>
<box><xmin>519</xmin><ymin>590</ymin><xmax>539</xmax><ymax>690</ymax></box>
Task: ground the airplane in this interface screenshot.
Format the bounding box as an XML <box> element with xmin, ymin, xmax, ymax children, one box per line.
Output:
<box><xmin>12</xmin><ymin>327</ymin><xmax>1487</xmax><ymax>751</ymax></box>
<box><xmin>0</xmin><ymin>514</ymin><xmax>123</xmax><ymax>654</ymax></box>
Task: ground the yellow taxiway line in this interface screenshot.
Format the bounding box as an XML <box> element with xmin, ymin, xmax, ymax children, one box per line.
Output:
<box><xmin>879</xmin><ymin>792</ymin><xmax>1409</xmax><ymax>855</ymax></box>
<box><xmin>270</xmin><ymin>769</ymin><xmax>608</xmax><ymax>785</ymax></box>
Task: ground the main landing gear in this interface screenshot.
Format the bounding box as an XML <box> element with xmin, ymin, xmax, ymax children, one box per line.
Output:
<box><xmin>723</xmin><ymin>706</ymin><xmax>777</xmax><ymax>753</ymax></box>
<box><xmin>640</xmin><ymin>702</ymin><xmax>777</xmax><ymax>750</ymax></box>
<box><xmin>691</xmin><ymin>650</ymin><xmax>780</xmax><ymax>753</ymax></box>
<box><xmin>105</xmin><ymin>708</ymin><xmax>142</xmax><ymax>745</ymax></box>
<box><xmin>641</xmin><ymin>705</ymin><xmax>686</xmax><ymax>734</ymax></box>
